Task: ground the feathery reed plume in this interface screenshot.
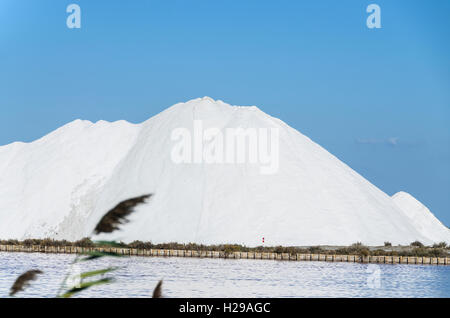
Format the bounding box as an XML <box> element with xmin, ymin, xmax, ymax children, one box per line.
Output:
<box><xmin>94</xmin><ymin>194</ymin><xmax>152</xmax><ymax>234</ymax></box>
<box><xmin>152</xmin><ymin>280</ymin><xmax>163</xmax><ymax>298</ymax></box>
<box><xmin>10</xmin><ymin>270</ymin><xmax>43</xmax><ymax>296</ymax></box>
<box><xmin>56</xmin><ymin>194</ymin><xmax>153</xmax><ymax>297</ymax></box>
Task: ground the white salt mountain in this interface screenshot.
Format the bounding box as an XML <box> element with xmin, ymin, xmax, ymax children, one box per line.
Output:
<box><xmin>0</xmin><ymin>97</ymin><xmax>448</xmax><ymax>246</ymax></box>
<box><xmin>392</xmin><ymin>192</ymin><xmax>449</xmax><ymax>244</ymax></box>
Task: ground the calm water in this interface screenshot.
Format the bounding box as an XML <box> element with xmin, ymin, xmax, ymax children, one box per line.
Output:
<box><xmin>1</xmin><ymin>252</ymin><xmax>449</xmax><ymax>298</ymax></box>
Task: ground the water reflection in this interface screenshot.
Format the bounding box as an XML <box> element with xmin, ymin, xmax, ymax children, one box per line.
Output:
<box><xmin>0</xmin><ymin>252</ymin><xmax>448</xmax><ymax>298</ymax></box>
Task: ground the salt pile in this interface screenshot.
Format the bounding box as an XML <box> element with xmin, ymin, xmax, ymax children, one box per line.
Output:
<box><xmin>0</xmin><ymin>97</ymin><xmax>448</xmax><ymax>246</ymax></box>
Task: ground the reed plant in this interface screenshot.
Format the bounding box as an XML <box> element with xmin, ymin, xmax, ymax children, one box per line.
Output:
<box><xmin>9</xmin><ymin>194</ymin><xmax>163</xmax><ymax>298</ymax></box>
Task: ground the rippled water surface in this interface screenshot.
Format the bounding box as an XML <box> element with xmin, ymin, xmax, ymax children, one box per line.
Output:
<box><xmin>1</xmin><ymin>252</ymin><xmax>449</xmax><ymax>297</ymax></box>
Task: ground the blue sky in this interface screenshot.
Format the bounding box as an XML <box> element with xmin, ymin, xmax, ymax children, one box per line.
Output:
<box><xmin>1</xmin><ymin>1</ymin><xmax>449</xmax><ymax>226</ymax></box>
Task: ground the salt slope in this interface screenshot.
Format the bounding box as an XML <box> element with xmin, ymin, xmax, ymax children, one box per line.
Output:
<box><xmin>0</xmin><ymin>97</ymin><xmax>449</xmax><ymax>246</ymax></box>
<box><xmin>392</xmin><ymin>192</ymin><xmax>449</xmax><ymax>244</ymax></box>
<box><xmin>0</xmin><ymin>119</ymin><xmax>140</xmax><ymax>240</ymax></box>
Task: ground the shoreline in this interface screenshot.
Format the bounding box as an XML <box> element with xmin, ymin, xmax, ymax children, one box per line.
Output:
<box><xmin>1</xmin><ymin>245</ymin><xmax>448</xmax><ymax>266</ymax></box>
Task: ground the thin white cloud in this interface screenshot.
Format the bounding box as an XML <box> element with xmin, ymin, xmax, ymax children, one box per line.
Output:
<box><xmin>356</xmin><ymin>137</ymin><xmax>400</xmax><ymax>146</ymax></box>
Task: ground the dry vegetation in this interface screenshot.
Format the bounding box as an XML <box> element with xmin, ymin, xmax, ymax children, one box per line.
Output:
<box><xmin>2</xmin><ymin>239</ymin><xmax>448</xmax><ymax>258</ymax></box>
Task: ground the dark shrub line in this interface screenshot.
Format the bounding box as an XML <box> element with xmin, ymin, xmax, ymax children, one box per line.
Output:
<box><xmin>2</xmin><ymin>239</ymin><xmax>448</xmax><ymax>258</ymax></box>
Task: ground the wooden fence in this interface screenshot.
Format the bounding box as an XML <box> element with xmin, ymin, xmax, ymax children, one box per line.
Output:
<box><xmin>1</xmin><ymin>245</ymin><xmax>448</xmax><ymax>265</ymax></box>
